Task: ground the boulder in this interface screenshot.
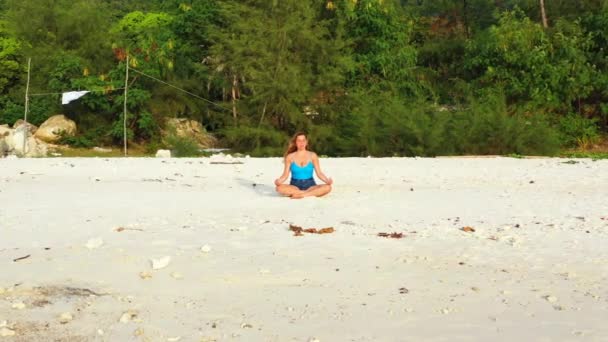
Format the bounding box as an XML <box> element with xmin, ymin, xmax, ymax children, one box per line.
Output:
<box><xmin>155</xmin><ymin>149</ymin><xmax>171</xmax><ymax>158</ymax></box>
<box><xmin>10</xmin><ymin>126</ymin><xmax>48</xmax><ymax>157</ymax></box>
<box><xmin>13</xmin><ymin>120</ymin><xmax>38</xmax><ymax>134</ymax></box>
<box><xmin>164</xmin><ymin>118</ymin><xmax>216</xmax><ymax>148</ymax></box>
<box><xmin>34</xmin><ymin>115</ymin><xmax>77</xmax><ymax>143</ymax></box>
<box><xmin>0</xmin><ymin>124</ymin><xmax>12</xmax><ymax>137</ymax></box>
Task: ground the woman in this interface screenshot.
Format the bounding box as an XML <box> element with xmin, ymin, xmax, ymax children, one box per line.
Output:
<box><xmin>274</xmin><ymin>132</ymin><xmax>333</xmax><ymax>199</ymax></box>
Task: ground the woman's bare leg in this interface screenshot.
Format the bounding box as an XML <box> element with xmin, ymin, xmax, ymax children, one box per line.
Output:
<box><xmin>276</xmin><ymin>184</ymin><xmax>303</xmax><ymax>197</ymax></box>
<box><xmin>291</xmin><ymin>184</ymin><xmax>332</xmax><ymax>199</ymax></box>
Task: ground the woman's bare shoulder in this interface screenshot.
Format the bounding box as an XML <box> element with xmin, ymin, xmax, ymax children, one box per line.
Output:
<box><xmin>285</xmin><ymin>152</ymin><xmax>296</xmax><ymax>161</ymax></box>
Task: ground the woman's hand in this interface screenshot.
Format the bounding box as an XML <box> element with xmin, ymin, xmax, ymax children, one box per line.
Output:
<box><xmin>326</xmin><ymin>177</ymin><xmax>333</xmax><ymax>185</ymax></box>
<box><xmin>274</xmin><ymin>178</ymin><xmax>283</xmax><ymax>186</ymax></box>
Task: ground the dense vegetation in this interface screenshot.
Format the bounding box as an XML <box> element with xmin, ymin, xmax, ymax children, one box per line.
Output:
<box><xmin>1</xmin><ymin>0</ymin><xmax>607</xmax><ymax>156</ymax></box>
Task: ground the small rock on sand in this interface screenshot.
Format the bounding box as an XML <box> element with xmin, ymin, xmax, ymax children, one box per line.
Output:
<box><xmin>11</xmin><ymin>302</ymin><xmax>25</xmax><ymax>310</ymax></box>
<box><xmin>0</xmin><ymin>327</ymin><xmax>16</xmax><ymax>337</ymax></box>
<box><xmin>139</xmin><ymin>271</ymin><xmax>153</xmax><ymax>280</ymax></box>
<box><xmin>85</xmin><ymin>238</ymin><xmax>104</xmax><ymax>249</ymax></box>
<box><xmin>200</xmin><ymin>245</ymin><xmax>212</xmax><ymax>253</ymax></box>
<box><xmin>151</xmin><ymin>256</ymin><xmax>171</xmax><ymax>270</ymax></box>
<box><xmin>544</xmin><ymin>295</ymin><xmax>558</xmax><ymax>303</ymax></box>
<box><xmin>59</xmin><ymin>312</ymin><xmax>73</xmax><ymax>324</ymax></box>
<box><xmin>119</xmin><ymin>310</ymin><xmax>139</xmax><ymax>323</ymax></box>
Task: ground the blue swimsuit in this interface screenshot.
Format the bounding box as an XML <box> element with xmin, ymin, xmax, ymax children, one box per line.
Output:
<box><xmin>290</xmin><ymin>156</ymin><xmax>316</xmax><ymax>190</ymax></box>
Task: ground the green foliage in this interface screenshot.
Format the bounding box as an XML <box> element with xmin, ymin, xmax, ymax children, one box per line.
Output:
<box><xmin>465</xmin><ymin>9</ymin><xmax>594</xmax><ymax>111</ymax></box>
<box><xmin>558</xmin><ymin>114</ymin><xmax>600</xmax><ymax>148</ymax></box>
<box><xmin>220</xmin><ymin>125</ymin><xmax>287</xmax><ymax>156</ymax></box>
<box><xmin>0</xmin><ymin>23</ymin><xmax>23</xmax><ymax>94</ymax></box>
<box><xmin>165</xmin><ymin>132</ymin><xmax>202</xmax><ymax>157</ymax></box>
<box><xmin>1</xmin><ymin>0</ymin><xmax>607</xmax><ymax>156</ymax></box>
<box><xmin>446</xmin><ymin>91</ymin><xmax>562</xmax><ymax>155</ymax></box>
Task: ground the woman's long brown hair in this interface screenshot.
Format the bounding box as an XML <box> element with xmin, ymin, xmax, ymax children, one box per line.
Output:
<box><xmin>283</xmin><ymin>132</ymin><xmax>307</xmax><ymax>159</ymax></box>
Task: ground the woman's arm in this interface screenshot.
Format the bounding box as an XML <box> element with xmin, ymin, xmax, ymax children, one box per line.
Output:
<box><xmin>312</xmin><ymin>153</ymin><xmax>333</xmax><ymax>185</ymax></box>
<box><xmin>274</xmin><ymin>155</ymin><xmax>292</xmax><ymax>186</ymax></box>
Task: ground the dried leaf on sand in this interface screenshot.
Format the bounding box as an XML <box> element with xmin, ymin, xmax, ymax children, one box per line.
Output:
<box><xmin>378</xmin><ymin>232</ymin><xmax>404</xmax><ymax>239</ymax></box>
<box><xmin>289</xmin><ymin>224</ymin><xmax>334</xmax><ymax>236</ymax></box>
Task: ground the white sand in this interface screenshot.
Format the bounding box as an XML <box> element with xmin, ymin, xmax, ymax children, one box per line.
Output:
<box><xmin>0</xmin><ymin>156</ymin><xmax>607</xmax><ymax>341</ymax></box>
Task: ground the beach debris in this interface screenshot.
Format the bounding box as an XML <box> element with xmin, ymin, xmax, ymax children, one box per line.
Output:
<box><xmin>170</xmin><ymin>272</ymin><xmax>183</xmax><ymax>280</ymax></box>
<box><xmin>0</xmin><ymin>327</ymin><xmax>16</xmax><ymax>337</ymax></box>
<box><xmin>85</xmin><ymin>238</ymin><xmax>104</xmax><ymax>249</ymax></box>
<box><xmin>544</xmin><ymin>295</ymin><xmax>558</xmax><ymax>303</ymax></box>
<box><xmin>119</xmin><ymin>310</ymin><xmax>139</xmax><ymax>323</ymax></box>
<box><xmin>11</xmin><ymin>302</ymin><xmax>25</xmax><ymax>310</ymax></box>
<box><xmin>378</xmin><ymin>232</ymin><xmax>404</xmax><ymax>239</ymax></box>
<box><xmin>12</xmin><ymin>254</ymin><xmax>31</xmax><ymax>262</ymax></box>
<box><xmin>399</xmin><ymin>287</ymin><xmax>409</xmax><ymax>294</ymax></box>
<box><xmin>151</xmin><ymin>256</ymin><xmax>171</xmax><ymax>270</ymax></box>
<box><xmin>461</xmin><ymin>226</ymin><xmax>475</xmax><ymax>233</ymax></box>
<box><xmin>240</xmin><ymin>323</ymin><xmax>253</xmax><ymax>329</ymax></box>
<box><xmin>210</xmin><ymin>161</ymin><xmax>243</xmax><ymax>165</ymax></box>
<box><xmin>289</xmin><ymin>224</ymin><xmax>334</xmax><ymax>236</ymax></box>
<box><xmin>115</xmin><ymin>226</ymin><xmax>144</xmax><ymax>232</ymax></box>
<box><xmin>139</xmin><ymin>272</ymin><xmax>153</xmax><ymax>280</ymax></box>
<box><xmin>200</xmin><ymin>245</ymin><xmax>212</xmax><ymax>253</ymax></box>
<box><xmin>59</xmin><ymin>312</ymin><xmax>73</xmax><ymax>324</ymax></box>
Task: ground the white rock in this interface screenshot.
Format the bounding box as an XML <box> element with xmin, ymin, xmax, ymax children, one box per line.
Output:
<box><xmin>11</xmin><ymin>302</ymin><xmax>25</xmax><ymax>310</ymax></box>
<box><xmin>0</xmin><ymin>327</ymin><xmax>16</xmax><ymax>337</ymax></box>
<box><xmin>93</xmin><ymin>147</ymin><xmax>112</xmax><ymax>153</ymax></box>
<box><xmin>139</xmin><ymin>271</ymin><xmax>153</xmax><ymax>280</ymax></box>
<box><xmin>151</xmin><ymin>256</ymin><xmax>171</xmax><ymax>270</ymax></box>
<box><xmin>97</xmin><ymin>329</ymin><xmax>104</xmax><ymax>336</ymax></box>
<box><xmin>156</xmin><ymin>149</ymin><xmax>171</xmax><ymax>158</ymax></box>
<box><xmin>200</xmin><ymin>245</ymin><xmax>212</xmax><ymax>253</ymax></box>
<box><xmin>119</xmin><ymin>310</ymin><xmax>138</xmax><ymax>323</ymax></box>
<box><xmin>545</xmin><ymin>295</ymin><xmax>558</xmax><ymax>303</ymax></box>
<box><xmin>59</xmin><ymin>312</ymin><xmax>73</xmax><ymax>324</ymax></box>
<box><xmin>85</xmin><ymin>238</ymin><xmax>104</xmax><ymax>249</ymax></box>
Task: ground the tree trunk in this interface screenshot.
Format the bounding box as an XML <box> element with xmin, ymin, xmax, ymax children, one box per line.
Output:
<box><xmin>259</xmin><ymin>101</ymin><xmax>268</xmax><ymax>127</ymax></box>
<box><xmin>540</xmin><ymin>0</ymin><xmax>548</xmax><ymax>28</ymax></box>
<box><xmin>231</xmin><ymin>74</ymin><xmax>238</xmax><ymax>124</ymax></box>
<box><xmin>463</xmin><ymin>0</ymin><xmax>470</xmax><ymax>38</ymax></box>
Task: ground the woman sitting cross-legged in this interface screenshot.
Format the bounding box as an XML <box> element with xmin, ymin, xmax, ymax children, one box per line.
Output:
<box><xmin>274</xmin><ymin>132</ymin><xmax>333</xmax><ymax>199</ymax></box>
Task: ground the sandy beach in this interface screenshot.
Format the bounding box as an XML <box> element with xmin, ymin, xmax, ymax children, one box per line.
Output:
<box><xmin>1</xmin><ymin>156</ymin><xmax>607</xmax><ymax>341</ymax></box>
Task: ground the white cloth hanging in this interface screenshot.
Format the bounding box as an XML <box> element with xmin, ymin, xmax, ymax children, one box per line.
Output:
<box><xmin>61</xmin><ymin>91</ymin><xmax>90</xmax><ymax>105</ymax></box>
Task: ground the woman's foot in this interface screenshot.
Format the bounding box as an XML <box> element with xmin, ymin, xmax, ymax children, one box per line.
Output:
<box><xmin>290</xmin><ymin>192</ymin><xmax>305</xmax><ymax>199</ymax></box>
